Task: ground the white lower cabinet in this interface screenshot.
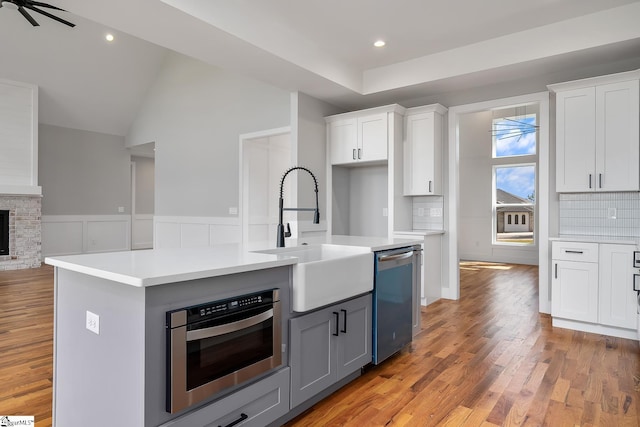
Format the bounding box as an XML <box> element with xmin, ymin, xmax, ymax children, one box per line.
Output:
<box><xmin>289</xmin><ymin>294</ymin><xmax>372</xmax><ymax>408</ymax></box>
<box><xmin>551</xmin><ymin>240</ymin><xmax>638</xmax><ymax>338</ymax></box>
<box><xmin>552</xmin><ymin>259</ymin><xmax>599</xmax><ymax>323</ymax></box>
<box><xmin>599</xmin><ymin>243</ymin><xmax>637</xmax><ymax>329</ymax></box>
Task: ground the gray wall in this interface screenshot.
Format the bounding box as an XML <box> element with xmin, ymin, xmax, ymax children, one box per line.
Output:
<box><xmin>127</xmin><ymin>52</ymin><xmax>291</xmax><ymax>217</ymax></box>
<box><xmin>39</xmin><ymin>124</ymin><xmax>131</xmax><ymax>215</ymax></box>
<box><xmin>132</xmin><ymin>155</ymin><xmax>154</xmax><ymax>214</ymax></box>
<box><xmin>291</xmin><ymin>92</ymin><xmax>343</xmax><ymax>224</ymax></box>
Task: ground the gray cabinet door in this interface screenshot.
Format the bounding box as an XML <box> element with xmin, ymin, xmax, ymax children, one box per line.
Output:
<box><xmin>289</xmin><ymin>307</ymin><xmax>336</xmax><ymax>408</ymax></box>
<box><xmin>336</xmin><ymin>294</ymin><xmax>372</xmax><ymax>380</ymax></box>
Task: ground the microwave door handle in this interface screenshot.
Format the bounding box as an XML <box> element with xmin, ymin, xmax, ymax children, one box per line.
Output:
<box><xmin>186</xmin><ymin>308</ymin><xmax>274</xmax><ymax>342</ymax></box>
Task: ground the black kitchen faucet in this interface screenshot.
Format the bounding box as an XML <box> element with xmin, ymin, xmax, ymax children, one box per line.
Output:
<box><xmin>277</xmin><ymin>166</ymin><xmax>320</xmax><ymax>247</ymax></box>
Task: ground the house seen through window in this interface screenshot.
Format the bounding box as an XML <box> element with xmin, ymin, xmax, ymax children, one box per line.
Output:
<box><xmin>492</xmin><ymin>111</ymin><xmax>537</xmax><ymax>245</ymax></box>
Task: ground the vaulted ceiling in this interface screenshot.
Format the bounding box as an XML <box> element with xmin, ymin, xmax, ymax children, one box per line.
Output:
<box><xmin>2</xmin><ymin>0</ymin><xmax>640</xmax><ymax>136</ymax></box>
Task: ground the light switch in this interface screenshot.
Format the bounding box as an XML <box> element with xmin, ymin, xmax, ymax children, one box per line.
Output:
<box><xmin>607</xmin><ymin>207</ymin><xmax>616</xmax><ymax>219</ymax></box>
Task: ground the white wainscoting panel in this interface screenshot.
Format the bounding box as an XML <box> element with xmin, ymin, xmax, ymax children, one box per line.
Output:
<box><xmin>154</xmin><ymin>216</ymin><xmax>241</xmax><ymax>249</ymax></box>
<box><xmin>42</xmin><ymin>215</ymin><xmax>131</xmax><ymax>257</ymax></box>
<box><xmin>132</xmin><ymin>214</ymin><xmax>154</xmax><ymax>250</ymax></box>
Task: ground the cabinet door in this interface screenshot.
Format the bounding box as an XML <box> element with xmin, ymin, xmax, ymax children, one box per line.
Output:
<box><xmin>329</xmin><ymin>118</ymin><xmax>357</xmax><ymax>165</ymax></box>
<box><xmin>599</xmin><ymin>244</ymin><xmax>637</xmax><ymax>329</ymax></box>
<box><xmin>556</xmin><ymin>87</ymin><xmax>596</xmax><ymax>192</ymax></box>
<box><xmin>596</xmin><ymin>80</ymin><xmax>640</xmax><ymax>191</ymax></box>
<box><xmin>404</xmin><ymin>112</ymin><xmax>440</xmax><ymax>196</ymax></box>
<box><xmin>289</xmin><ymin>308</ymin><xmax>336</xmax><ymax>408</ymax></box>
<box><xmin>552</xmin><ymin>260</ymin><xmax>598</xmax><ymax>323</ymax></box>
<box><xmin>336</xmin><ymin>295</ymin><xmax>372</xmax><ymax>380</ymax></box>
<box><xmin>357</xmin><ymin>113</ymin><xmax>388</xmax><ymax>162</ymax></box>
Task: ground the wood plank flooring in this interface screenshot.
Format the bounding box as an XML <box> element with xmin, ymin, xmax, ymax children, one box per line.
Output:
<box><xmin>0</xmin><ymin>262</ymin><xmax>638</xmax><ymax>426</ymax></box>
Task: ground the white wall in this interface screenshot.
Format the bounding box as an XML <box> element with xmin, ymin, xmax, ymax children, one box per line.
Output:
<box><xmin>458</xmin><ymin>107</ymin><xmax>539</xmax><ymax>265</ymax></box>
<box><xmin>127</xmin><ymin>52</ymin><xmax>291</xmax><ymax>219</ymax></box>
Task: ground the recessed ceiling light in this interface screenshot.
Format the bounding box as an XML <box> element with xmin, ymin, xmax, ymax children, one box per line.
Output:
<box><xmin>105</xmin><ymin>33</ymin><xmax>114</xmax><ymax>42</ymax></box>
<box><xmin>374</xmin><ymin>40</ymin><xmax>386</xmax><ymax>48</ymax></box>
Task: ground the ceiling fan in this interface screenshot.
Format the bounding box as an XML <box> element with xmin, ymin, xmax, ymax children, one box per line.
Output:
<box><xmin>0</xmin><ymin>0</ymin><xmax>75</xmax><ymax>27</ymax></box>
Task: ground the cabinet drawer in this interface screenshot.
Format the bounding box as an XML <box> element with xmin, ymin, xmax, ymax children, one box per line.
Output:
<box><xmin>552</xmin><ymin>241</ymin><xmax>599</xmax><ymax>262</ymax></box>
<box><xmin>162</xmin><ymin>368</ymin><xmax>290</xmax><ymax>427</ymax></box>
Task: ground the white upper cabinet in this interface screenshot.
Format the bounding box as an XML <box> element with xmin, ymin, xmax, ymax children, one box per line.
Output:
<box><xmin>550</xmin><ymin>71</ymin><xmax>640</xmax><ymax>192</ymax></box>
<box><xmin>403</xmin><ymin>104</ymin><xmax>447</xmax><ymax>196</ymax></box>
<box><xmin>327</xmin><ymin>106</ymin><xmax>404</xmax><ymax>166</ymax></box>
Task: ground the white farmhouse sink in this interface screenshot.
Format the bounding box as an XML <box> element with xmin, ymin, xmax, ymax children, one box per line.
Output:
<box><xmin>253</xmin><ymin>244</ymin><xmax>373</xmax><ymax>312</ymax></box>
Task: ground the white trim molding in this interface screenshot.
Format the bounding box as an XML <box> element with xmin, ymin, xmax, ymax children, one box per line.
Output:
<box><xmin>42</xmin><ymin>215</ymin><xmax>131</xmax><ymax>257</ymax></box>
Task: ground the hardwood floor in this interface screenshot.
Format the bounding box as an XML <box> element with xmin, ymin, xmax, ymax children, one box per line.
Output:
<box><xmin>0</xmin><ymin>262</ymin><xmax>638</xmax><ymax>426</ymax></box>
<box><xmin>0</xmin><ymin>265</ymin><xmax>53</xmax><ymax>426</ymax></box>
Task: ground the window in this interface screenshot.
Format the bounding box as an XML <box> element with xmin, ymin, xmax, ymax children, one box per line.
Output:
<box><xmin>492</xmin><ymin>108</ymin><xmax>537</xmax><ymax>246</ymax></box>
<box><xmin>492</xmin><ymin>114</ymin><xmax>537</xmax><ymax>158</ymax></box>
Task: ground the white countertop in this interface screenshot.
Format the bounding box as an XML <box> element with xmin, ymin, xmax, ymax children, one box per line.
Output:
<box><xmin>393</xmin><ymin>229</ymin><xmax>445</xmax><ymax>237</ymax></box>
<box><xmin>549</xmin><ymin>235</ymin><xmax>640</xmax><ymax>245</ymax></box>
<box><xmin>45</xmin><ymin>235</ymin><xmax>423</xmax><ymax>287</ymax></box>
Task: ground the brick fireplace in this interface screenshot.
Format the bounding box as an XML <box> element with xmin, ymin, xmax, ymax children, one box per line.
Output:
<box><xmin>0</xmin><ymin>195</ymin><xmax>42</xmax><ymax>270</ymax></box>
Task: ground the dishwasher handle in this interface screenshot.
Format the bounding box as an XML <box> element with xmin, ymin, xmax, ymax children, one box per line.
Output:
<box><xmin>376</xmin><ymin>248</ymin><xmax>415</xmax><ymax>271</ymax></box>
<box><xmin>378</xmin><ymin>252</ymin><xmax>413</xmax><ymax>263</ymax></box>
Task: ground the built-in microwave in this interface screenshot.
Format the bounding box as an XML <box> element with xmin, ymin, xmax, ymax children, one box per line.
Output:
<box><xmin>165</xmin><ymin>289</ymin><xmax>282</xmax><ymax>413</ymax></box>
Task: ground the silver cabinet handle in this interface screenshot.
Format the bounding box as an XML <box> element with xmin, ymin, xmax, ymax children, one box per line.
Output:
<box><xmin>564</xmin><ymin>250</ymin><xmax>583</xmax><ymax>254</ymax></box>
<box><xmin>599</xmin><ymin>173</ymin><xmax>602</xmax><ymax>188</ymax></box>
<box><xmin>428</xmin><ymin>180</ymin><xmax>432</xmax><ymax>193</ymax></box>
<box><xmin>555</xmin><ymin>263</ymin><xmax>558</xmax><ymax>279</ymax></box>
<box><xmin>332</xmin><ymin>312</ymin><xmax>340</xmax><ymax>336</ymax></box>
<box><xmin>358</xmin><ymin>148</ymin><xmax>362</xmax><ymax>159</ymax></box>
<box><xmin>352</xmin><ymin>148</ymin><xmax>356</xmax><ymax>160</ymax></box>
<box><xmin>588</xmin><ymin>174</ymin><xmax>592</xmax><ymax>189</ymax></box>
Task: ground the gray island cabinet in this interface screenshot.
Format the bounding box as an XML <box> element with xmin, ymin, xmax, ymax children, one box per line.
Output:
<box><xmin>47</xmin><ymin>247</ymin><xmax>296</xmax><ymax>427</ymax></box>
<box><xmin>289</xmin><ymin>293</ymin><xmax>372</xmax><ymax>408</ymax></box>
<box><xmin>46</xmin><ymin>237</ymin><xmax>420</xmax><ymax>427</ymax></box>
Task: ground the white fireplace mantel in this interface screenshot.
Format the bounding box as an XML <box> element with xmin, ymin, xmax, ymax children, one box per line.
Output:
<box><xmin>0</xmin><ymin>185</ymin><xmax>42</xmax><ymax>196</ymax></box>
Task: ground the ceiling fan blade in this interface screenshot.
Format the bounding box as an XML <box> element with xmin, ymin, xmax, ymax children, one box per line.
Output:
<box><xmin>24</xmin><ymin>4</ymin><xmax>75</xmax><ymax>27</ymax></box>
<box><xmin>28</xmin><ymin>1</ymin><xmax>66</xmax><ymax>12</ymax></box>
<box><xmin>18</xmin><ymin>6</ymin><xmax>40</xmax><ymax>26</ymax></box>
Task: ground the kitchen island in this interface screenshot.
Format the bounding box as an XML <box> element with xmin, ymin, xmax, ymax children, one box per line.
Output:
<box><xmin>45</xmin><ymin>236</ymin><xmax>422</xmax><ymax>427</ymax></box>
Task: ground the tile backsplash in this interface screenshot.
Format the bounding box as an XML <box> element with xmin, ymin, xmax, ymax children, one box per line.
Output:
<box><xmin>412</xmin><ymin>196</ymin><xmax>444</xmax><ymax>230</ymax></box>
<box><xmin>559</xmin><ymin>192</ymin><xmax>640</xmax><ymax>237</ymax></box>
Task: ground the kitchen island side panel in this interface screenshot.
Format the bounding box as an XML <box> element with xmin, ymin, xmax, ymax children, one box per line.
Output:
<box><xmin>54</xmin><ymin>268</ymin><xmax>146</xmax><ymax>427</ymax></box>
<box><xmin>143</xmin><ymin>266</ymin><xmax>292</xmax><ymax>427</ymax></box>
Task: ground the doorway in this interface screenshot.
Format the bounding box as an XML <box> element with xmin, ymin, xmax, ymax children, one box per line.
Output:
<box><xmin>239</xmin><ymin>127</ymin><xmax>292</xmax><ymax>246</ymax></box>
<box><xmin>129</xmin><ymin>142</ymin><xmax>155</xmax><ymax>250</ymax></box>
<box><xmin>446</xmin><ymin>93</ymin><xmax>551</xmax><ymax>313</ymax></box>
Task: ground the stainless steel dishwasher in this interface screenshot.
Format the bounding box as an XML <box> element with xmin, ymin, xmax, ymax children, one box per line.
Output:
<box><xmin>372</xmin><ymin>245</ymin><xmax>422</xmax><ymax>365</ymax></box>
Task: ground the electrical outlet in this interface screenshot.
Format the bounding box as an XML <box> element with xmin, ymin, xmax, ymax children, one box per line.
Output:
<box><xmin>118</xmin><ymin>206</ymin><xmax>125</xmax><ymax>213</ymax></box>
<box><xmin>86</xmin><ymin>310</ymin><xmax>100</xmax><ymax>335</ymax></box>
<box><xmin>607</xmin><ymin>207</ymin><xmax>617</xmax><ymax>219</ymax></box>
<box><xmin>228</xmin><ymin>207</ymin><xmax>238</xmax><ymax>215</ymax></box>
<box><xmin>418</xmin><ymin>208</ymin><xmax>425</xmax><ymax>217</ymax></box>
<box><xmin>382</xmin><ymin>208</ymin><xmax>388</xmax><ymax>217</ymax></box>
<box><xmin>430</xmin><ymin>207</ymin><xmax>443</xmax><ymax>217</ymax></box>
